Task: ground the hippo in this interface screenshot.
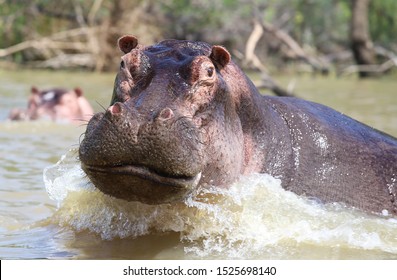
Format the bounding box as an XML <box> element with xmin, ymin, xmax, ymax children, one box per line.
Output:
<box><xmin>8</xmin><ymin>87</ymin><xmax>93</xmax><ymax>123</ymax></box>
<box><xmin>79</xmin><ymin>35</ymin><xmax>397</xmax><ymax>215</ymax></box>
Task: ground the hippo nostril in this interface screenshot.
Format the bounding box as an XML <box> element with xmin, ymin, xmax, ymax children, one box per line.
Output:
<box><xmin>109</xmin><ymin>102</ymin><xmax>122</xmax><ymax>115</ymax></box>
<box><xmin>158</xmin><ymin>108</ymin><xmax>174</xmax><ymax>121</ymax></box>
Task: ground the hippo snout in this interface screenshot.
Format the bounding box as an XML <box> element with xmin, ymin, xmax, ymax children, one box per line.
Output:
<box><xmin>79</xmin><ymin>101</ymin><xmax>205</xmax><ymax>204</ymax></box>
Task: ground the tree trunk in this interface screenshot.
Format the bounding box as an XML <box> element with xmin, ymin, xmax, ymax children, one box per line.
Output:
<box><xmin>350</xmin><ymin>0</ymin><xmax>377</xmax><ymax>78</ymax></box>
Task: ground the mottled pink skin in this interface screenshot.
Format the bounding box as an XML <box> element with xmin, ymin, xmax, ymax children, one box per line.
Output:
<box><xmin>79</xmin><ymin>36</ymin><xmax>397</xmax><ymax>215</ymax></box>
<box><xmin>8</xmin><ymin>87</ymin><xmax>94</xmax><ymax>123</ymax></box>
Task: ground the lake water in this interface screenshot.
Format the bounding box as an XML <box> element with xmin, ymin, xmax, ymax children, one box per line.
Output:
<box><xmin>0</xmin><ymin>69</ymin><xmax>396</xmax><ymax>259</ymax></box>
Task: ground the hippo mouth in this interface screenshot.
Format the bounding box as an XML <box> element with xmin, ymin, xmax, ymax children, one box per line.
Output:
<box><xmin>81</xmin><ymin>163</ymin><xmax>202</xmax><ymax>204</ymax></box>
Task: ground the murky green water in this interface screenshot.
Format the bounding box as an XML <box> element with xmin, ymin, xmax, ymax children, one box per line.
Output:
<box><xmin>0</xmin><ymin>69</ymin><xmax>396</xmax><ymax>259</ymax></box>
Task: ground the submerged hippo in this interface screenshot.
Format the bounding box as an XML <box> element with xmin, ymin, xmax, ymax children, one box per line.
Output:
<box><xmin>79</xmin><ymin>36</ymin><xmax>397</xmax><ymax>215</ymax></box>
<box><xmin>8</xmin><ymin>87</ymin><xmax>93</xmax><ymax>123</ymax></box>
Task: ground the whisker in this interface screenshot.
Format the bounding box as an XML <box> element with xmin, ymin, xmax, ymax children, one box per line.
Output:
<box><xmin>78</xmin><ymin>132</ymin><xmax>86</xmax><ymax>145</ymax></box>
<box><xmin>96</xmin><ymin>101</ymin><xmax>107</xmax><ymax>113</ymax></box>
<box><xmin>74</xmin><ymin>118</ymin><xmax>90</xmax><ymax>126</ymax></box>
<box><xmin>77</xmin><ymin>123</ymin><xmax>89</xmax><ymax>129</ymax></box>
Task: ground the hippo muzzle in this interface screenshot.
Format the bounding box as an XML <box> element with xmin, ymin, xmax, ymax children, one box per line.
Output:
<box><xmin>79</xmin><ymin>101</ymin><xmax>205</xmax><ymax>204</ymax></box>
<box><xmin>81</xmin><ymin>163</ymin><xmax>202</xmax><ymax>204</ymax></box>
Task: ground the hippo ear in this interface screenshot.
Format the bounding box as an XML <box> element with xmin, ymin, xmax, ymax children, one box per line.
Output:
<box><xmin>118</xmin><ymin>35</ymin><xmax>138</xmax><ymax>54</ymax></box>
<box><xmin>210</xmin><ymin>45</ymin><xmax>231</xmax><ymax>69</ymax></box>
<box><xmin>31</xmin><ymin>86</ymin><xmax>39</xmax><ymax>94</ymax></box>
<box><xmin>74</xmin><ymin>88</ymin><xmax>83</xmax><ymax>97</ymax></box>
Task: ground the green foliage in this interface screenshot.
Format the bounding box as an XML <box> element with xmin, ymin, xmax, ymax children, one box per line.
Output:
<box><xmin>369</xmin><ymin>0</ymin><xmax>397</xmax><ymax>46</ymax></box>
<box><xmin>2</xmin><ymin>0</ymin><xmax>396</xmax><ymax>48</ymax></box>
<box><xmin>159</xmin><ymin>0</ymin><xmax>358</xmax><ymax>51</ymax></box>
<box><xmin>160</xmin><ymin>0</ymin><xmax>245</xmax><ymax>42</ymax></box>
<box><xmin>0</xmin><ymin>0</ymin><xmax>26</xmax><ymax>48</ymax></box>
<box><xmin>261</xmin><ymin>0</ymin><xmax>352</xmax><ymax>48</ymax></box>
<box><xmin>1</xmin><ymin>0</ymin><xmax>396</xmax><ymax>68</ymax></box>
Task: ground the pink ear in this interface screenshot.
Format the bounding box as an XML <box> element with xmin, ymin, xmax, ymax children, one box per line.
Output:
<box><xmin>74</xmin><ymin>87</ymin><xmax>83</xmax><ymax>97</ymax></box>
<box><xmin>31</xmin><ymin>86</ymin><xmax>39</xmax><ymax>94</ymax></box>
<box><xmin>210</xmin><ymin>45</ymin><xmax>231</xmax><ymax>68</ymax></box>
<box><xmin>118</xmin><ymin>35</ymin><xmax>138</xmax><ymax>54</ymax></box>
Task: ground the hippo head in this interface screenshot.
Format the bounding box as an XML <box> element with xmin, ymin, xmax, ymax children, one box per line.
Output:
<box><xmin>8</xmin><ymin>87</ymin><xmax>93</xmax><ymax>122</ymax></box>
<box><xmin>79</xmin><ymin>36</ymin><xmax>246</xmax><ymax>204</ymax></box>
<box><xmin>29</xmin><ymin>87</ymin><xmax>83</xmax><ymax>120</ymax></box>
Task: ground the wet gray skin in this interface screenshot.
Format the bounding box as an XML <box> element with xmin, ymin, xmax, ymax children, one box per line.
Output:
<box><xmin>79</xmin><ymin>36</ymin><xmax>397</xmax><ymax>215</ymax></box>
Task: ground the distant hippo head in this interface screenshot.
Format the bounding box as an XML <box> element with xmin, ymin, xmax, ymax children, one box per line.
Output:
<box><xmin>8</xmin><ymin>87</ymin><xmax>94</xmax><ymax>123</ymax></box>
<box><xmin>79</xmin><ymin>35</ymin><xmax>247</xmax><ymax>204</ymax></box>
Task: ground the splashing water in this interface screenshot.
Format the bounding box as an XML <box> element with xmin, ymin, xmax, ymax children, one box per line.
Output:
<box><xmin>43</xmin><ymin>149</ymin><xmax>397</xmax><ymax>259</ymax></box>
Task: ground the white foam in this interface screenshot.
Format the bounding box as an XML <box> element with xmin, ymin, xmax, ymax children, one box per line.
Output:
<box><xmin>44</xmin><ymin>150</ymin><xmax>397</xmax><ymax>258</ymax></box>
<box><xmin>43</xmin><ymin>149</ymin><xmax>94</xmax><ymax>207</ymax></box>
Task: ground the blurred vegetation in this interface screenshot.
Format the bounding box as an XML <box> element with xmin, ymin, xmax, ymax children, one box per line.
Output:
<box><xmin>0</xmin><ymin>0</ymin><xmax>396</xmax><ymax>76</ymax></box>
<box><xmin>369</xmin><ymin>0</ymin><xmax>397</xmax><ymax>45</ymax></box>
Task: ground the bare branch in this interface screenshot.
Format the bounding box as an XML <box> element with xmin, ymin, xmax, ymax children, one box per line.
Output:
<box><xmin>256</xmin><ymin>73</ymin><xmax>294</xmax><ymax>97</ymax></box>
<box><xmin>88</xmin><ymin>0</ymin><xmax>104</xmax><ymax>25</ymax></box>
<box><xmin>245</xmin><ymin>20</ymin><xmax>268</xmax><ymax>73</ymax></box>
<box><xmin>244</xmin><ymin>20</ymin><xmax>294</xmax><ymax>97</ymax></box>
<box><xmin>260</xmin><ymin>21</ymin><xmax>327</xmax><ymax>72</ymax></box>
<box><xmin>0</xmin><ymin>27</ymin><xmax>97</xmax><ymax>58</ymax></box>
<box><xmin>340</xmin><ymin>58</ymin><xmax>397</xmax><ymax>77</ymax></box>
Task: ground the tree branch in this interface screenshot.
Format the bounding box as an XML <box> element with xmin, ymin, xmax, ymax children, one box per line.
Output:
<box><xmin>245</xmin><ymin>20</ymin><xmax>268</xmax><ymax>73</ymax></box>
<box><xmin>0</xmin><ymin>27</ymin><xmax>97</xmax><ymax>58</ymax></box>
<box><xmin>340</xmin><ymin>58</ymin><xmax>397</xmax><ymax>76</ymax></box>
<box><xmin>260</xmin><ymin>21</ymin><xmax>328</xmax><ymax>73</ymax></box>
<box><xmin>244</xmin><ymin>19</ymin><xmax>294</xmax><ymax>97</ymax></box>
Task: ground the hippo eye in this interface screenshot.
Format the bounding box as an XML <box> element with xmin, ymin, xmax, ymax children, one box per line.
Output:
<box><xmin>207</xmin><ymin>67</ymin><xmax>214</xmax><ymax>77</ymax></box>
<box><xmin>120</xmin><ymin>60</ymin><xmax>125</xmax><ymax>69</ymax></box>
